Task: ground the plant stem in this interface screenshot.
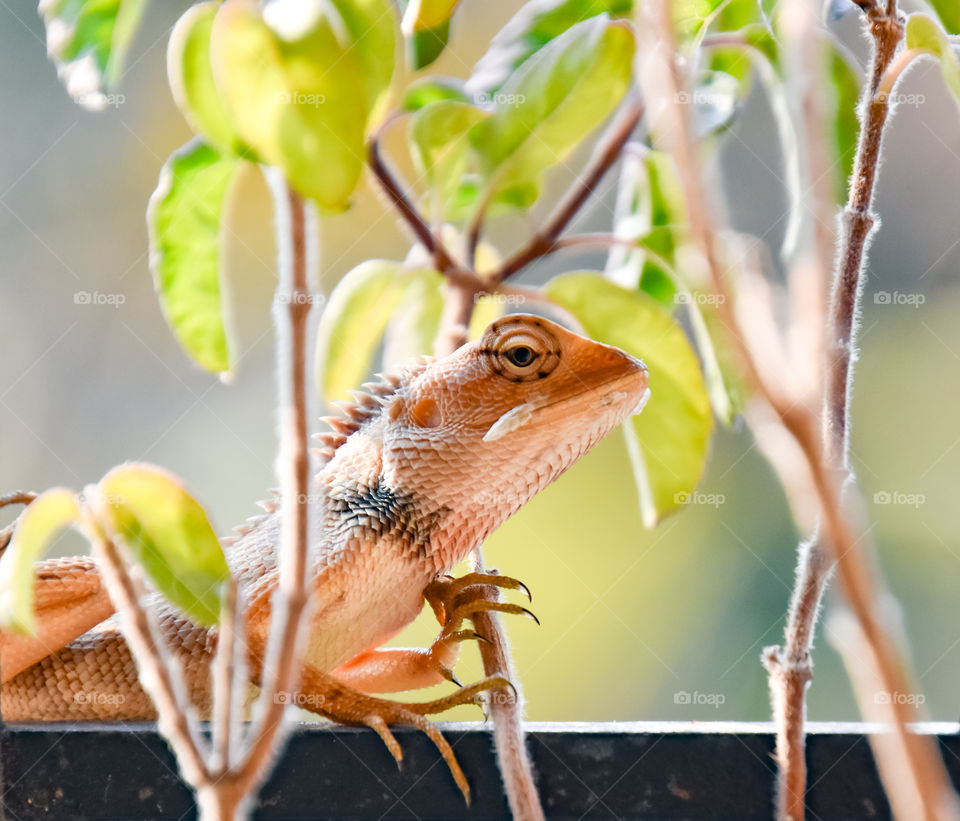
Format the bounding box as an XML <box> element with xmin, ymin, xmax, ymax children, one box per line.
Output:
<box><xmin>645</xmin><ymin>1</ymin><xmax>960</xmax><ymax>818</ymax></box>
<box><xmin>367</xmin><ymin>132</ymin><xmax>458</xmax><ymax>272</ymax></box>
<box><xmin>211</xmin><ymin>578</ymin><xmax>239</xmax><ymax>776</ymax></box>
<box><xmin>235</xmin><ymin>180</ymin><xmax>314</xmax><ymax>798</ymax></box>
<box><xmin>0</xmin><ymin>491</ymin><xmax>36</xmax><ymax>552</ymax></box>
<box><xmin>88</xmin><ymin>527</ymin><xmax>210</xmax><ymax>789</ymax></box>
<box><xmin>470</xmin><ymin>549</ymin><xmax>546</xmax><ymax>821</ymax></box>
<box><xmin>492</xmin><ymin>92</ymin><xmax>644</xmax><ymax>284</ymax></box>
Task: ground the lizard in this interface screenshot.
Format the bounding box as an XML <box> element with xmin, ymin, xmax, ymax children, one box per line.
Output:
<box><xmin>0</xmin><ymin>313</ymin><xmax>650</xmax><ymax>800</ymax></box>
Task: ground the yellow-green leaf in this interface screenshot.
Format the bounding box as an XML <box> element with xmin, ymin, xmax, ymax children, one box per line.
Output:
<box><xmin>469</xmin><ymin>0</ymin><xmax>634</xmax><ymax>97</ymax></box>
<box><xmin>98</xmin><ymin>464</ymin><xmax>229</xmax><ymax>627</ymax></box>
<box><xmin>410</xmin><ymin>101</ymin><xmax>488</xmax><ymax>212</ymax></box>
<box><xmin>469</xmin><ymin>16</ymin><xmax>635</xmax><ymax>207</ymax></box>
<box><xmin>0</xmin><ymin>489</ymin><xmax>81</xmax><ymax>635</ymax></box>
<box><xmin>41</xmin><ymin>0</ymin><xmax>147</xmax><ymax>109</ymax></box>
<box><xmin>906</xmin><ymin>13</ymin><xmax>960</xmax><ymax>103</ymax></box>
<box><xmin>147</xmin><ymin>139</ymin><xmax>239</xmax><ymax>374</ymax></box>
<box><xmin>382</xmin><ymin>269</ymin><xmax>445</xmax><ymax>366</ymax></box>
<box><xmin>545</xmin><ymin>272</ymin><xmax>713</xmax><ymax>526</ymax></box>
<box><xmin>210</xmin><ymin>0</ymin><xmax>394</xmax><ymax>211</ymax></box>
<box><xmin>316</xmin><ymin>262</ymin><xmax>440</xmax><ymax>401</ymax></box>
<box><xmin>168</xmin><ymin>2</ymin><xmax>249</xmax><ymax>156</ymax></box>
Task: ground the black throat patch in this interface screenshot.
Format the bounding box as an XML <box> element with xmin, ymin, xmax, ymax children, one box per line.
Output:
<box><xmin>327</xmin><ymin>478</ymin><xmax>446</xmax><ymax>557</ymax></box>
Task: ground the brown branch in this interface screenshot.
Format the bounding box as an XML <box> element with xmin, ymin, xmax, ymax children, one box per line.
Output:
<box><xmin>644</xmin><ymin>1</ymin><xmax>960</xmax><ymax>818</ymax></box>
<box><xmin>492</xmin><ymin>92</ymin><xmax>644</xmax><ymax>284</ymax></box>
<box><xmin>87</xmin><ymin>524</ymin><xmax>211</xmax><ymax>788</ymax></box>
<box><xmin>367</xmin><ymin>131</ymin><xmax>459</xmax><ymax>273</ymax></box>
<box><xmin>470</xmin><ymin>550</ymin><xmax>546</xmax><ymax>821</ymax></box>
<box><xmin>235</xmin><ymin>181</ymin><xmax>315</xmax><ymax>796</ymax></box>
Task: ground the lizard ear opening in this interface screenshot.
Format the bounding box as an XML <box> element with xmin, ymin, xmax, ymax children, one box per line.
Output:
<box><xmin>409</xmin><ymin>397</ymin><xmax>442</xmax><ymax>429</ymax></box>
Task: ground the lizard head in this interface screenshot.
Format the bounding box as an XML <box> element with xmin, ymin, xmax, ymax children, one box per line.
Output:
<box><xmin>377</xmin><ymin>314</ymin><xmax>649</xmax><ymax>553</ymax></box>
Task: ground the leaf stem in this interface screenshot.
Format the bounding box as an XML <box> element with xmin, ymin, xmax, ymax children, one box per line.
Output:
<box><xmin>491</xmin><ymin>92</ymin><xmax>644</xmax><ymax>284</ymax></box>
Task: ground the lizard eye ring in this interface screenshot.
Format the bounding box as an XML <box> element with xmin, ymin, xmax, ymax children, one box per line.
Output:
<box><xmin>482</xmin><ymin>317</ymin><xmax>561</xmax><ymax>381</ymax></box>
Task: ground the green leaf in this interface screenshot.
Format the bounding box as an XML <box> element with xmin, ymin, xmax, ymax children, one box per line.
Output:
<box><xmin>0</xmin><ymin>489</ymin><xmax>81</xmax><ymax>635</ymax></box>
<box><xmin>672</xmin><ymin>0</ymin><xmax>728</xmax><ymax>45</ymax></box>
<box><xmin>210</xmin><ymin>0</ymin><xmax>394</xmax><ymax>210</ymax></box>
<box><xmin>147</xmin><ymin>139</ymin><xmax>239</xmax><ymax>374</ymax></box>
<box><xmin>544</xmin><ymin>272</ymin><xmax>713</xmax><ymax>526</ymax></box>
<box><xmin>41</xmin><ymin>0</ymin><xmax>148</xmax><ymax>109</ymax></box>
<box><xmin>927</xmin><ymin>0</ymin><xmax>960</xmax><ymax>35</ymax></box>
<box><xmin>469</xmin><ymin>16</ymin><xmax>635</xmax><ymax>207</ymax></box>
<box><xmin>408</xmin><ymin>19</ymin><xmax>451</xmax><ymax>70</ymax></box>
<box><xmin>168</xmin><ymin>2</ymin><xmax>250</xmax><ymax>156</ymax></box>
<box><xmin>469</xmin><ymin>0</ymin><xmax>633</xmax><ymax>96</ymax></box>
<box><xmin>98</xmin><ymin>464</ymin><xmax>230</xmax><ymax>627</ymax></box>
<box><xmin>402</xmin><ymin>0</ymin><xmax>462</xmax><ymax>31</ymax></box>
<box><xmin>410</xmin><ymin>101</ymin><xmax>488</xmax><ymax>212</ymax></box>
<box><xmin>906</xmin><ymin>13</ymin><xmax>960</xmax><ymax>102</ymax></box>
<box><xmin>316</xmin><ymin>262</ymin><xmax>439</xmax><ymax>401</ymax></box>
<box><xmin>382</xmin><ymin>270</ymin><xmax>445</xmax><ymax>365</ymax></box>
<box><xmin>403</xmin><ymin>77</ymin><xmax>470</xmax><ymax>110</ymax></box>
<box><xmin>606</xmin><ymin>149</ymin><xmax>686</xmax><ymax>302</ymax></box>
<box><xmin>826</xmin><ymin>44</ymin><xmax>861</xmax><ymax>203</ymax></box>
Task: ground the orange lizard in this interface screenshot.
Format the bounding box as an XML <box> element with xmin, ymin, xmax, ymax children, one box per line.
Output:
<box><xmin>0</xmin><ymin>314</ymin><xmax>649</xmax><ymax>799</ymax></box>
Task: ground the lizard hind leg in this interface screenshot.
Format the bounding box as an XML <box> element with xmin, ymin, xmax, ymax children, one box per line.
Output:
<box><xmin>298</xmin><ymin>664</ymin><xmax>512</xmax><ymax>803</ymax></box>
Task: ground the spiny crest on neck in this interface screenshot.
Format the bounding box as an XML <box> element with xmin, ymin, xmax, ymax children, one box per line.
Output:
<box><xmin>312</xmin><ymin>355</ymin><xmax>434</xmax><ymax>467</ymax></box>
<box><xmin>223</xmin><ymin>356</ymin><xmax>434</xmax><ymax>547</ymax></box>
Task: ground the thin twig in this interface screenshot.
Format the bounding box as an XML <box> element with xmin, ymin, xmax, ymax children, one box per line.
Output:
<box><xmin>644</xmin><ymin>1</ymin><xmax>960</xmax><ymax>818</ymax></box>
<box><xmin>87</xmin><ymin>524</ymin><xmax>210</xmax><ymax>787</ymax></box>
<box><xmin>0</xmin><ymin>491</ymin><xmax>36</xmax><ymax>553</ymax></box>
<box><xmin>492</xmin><ymin>92</ymin><xmax>644</xmax><ymax>284</ymax></box>
<box><xmin>470</xmin><ymin>549</ymin><xmax>545</xmax><ymax>821</ymax></box>
<box><xmin>211</xmin><ymin>578</ymin><xmax>239</xmax><ymax>776</ymax></box>
<box><xmin>235</xmin><ymin>180</ymin><xmax>315</xmax><ymax>796</ymax></box>
<box><xmin>758</xmin><ymin>0</ymin><xmax>837</xmax><ymax>814</ymax></box>
<box><xmin>367</xmin><ymin>130</ymin><xmax>458</xmax><ymax>273</ymax></box>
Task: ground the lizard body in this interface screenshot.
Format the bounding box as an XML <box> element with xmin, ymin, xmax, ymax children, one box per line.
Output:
<box><xmin>0</xmin><ymin>314</ymin><xmax>649</xmax><ymax>794</ymax></box>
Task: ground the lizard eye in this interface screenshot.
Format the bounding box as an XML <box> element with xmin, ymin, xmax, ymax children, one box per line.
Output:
<box><xmin>482</xmin><ymin>316</ymin><xmax>561</xmax><ymax>381</ymax></box>
<box><xmin>505</xmin><ymin>345</ymin><xmax>534</xmax><ymax>367</ymax></box>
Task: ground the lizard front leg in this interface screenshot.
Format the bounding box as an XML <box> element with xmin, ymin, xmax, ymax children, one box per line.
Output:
<box><xmin>330</xmin><ymin>571</ymin><xmax>535</xmax><ymax>694</ymax></box>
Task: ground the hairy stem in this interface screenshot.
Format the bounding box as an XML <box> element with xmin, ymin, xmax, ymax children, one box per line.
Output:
<box><xmin>470</xmin><ymin>549</ymin><xmax>546</xmax><ymax>821</ymax></box>
<box><xmin>235</xmin><ymin>180</ymin><xmax>314</xmax><ymax>798</ymax></box>
<box><xmin>211</xmin><ymin>578</ymin><xmax>239</xmax><ymax>776</ymax></box>
<box><xmin>88</xmin><ymin>526</ymin><xmax>210</xmax><ymax>789</ymax></box>
<box><xmin>645</xmin><ymin>1</ymin><xmax>960</xmax><ymax>818</ymax></box>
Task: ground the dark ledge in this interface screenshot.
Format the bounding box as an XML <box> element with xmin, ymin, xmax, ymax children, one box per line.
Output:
<box><xmin>2</xmin><ymin>721</ymin><xmax>959</xmax><ymax>820</ymax></box>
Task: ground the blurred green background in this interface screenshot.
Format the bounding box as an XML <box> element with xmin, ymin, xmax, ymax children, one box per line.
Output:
<box><xmin>2</xmin><ymin>2</ymin><xmax>960</xmax><ymax>725</ymax></box>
